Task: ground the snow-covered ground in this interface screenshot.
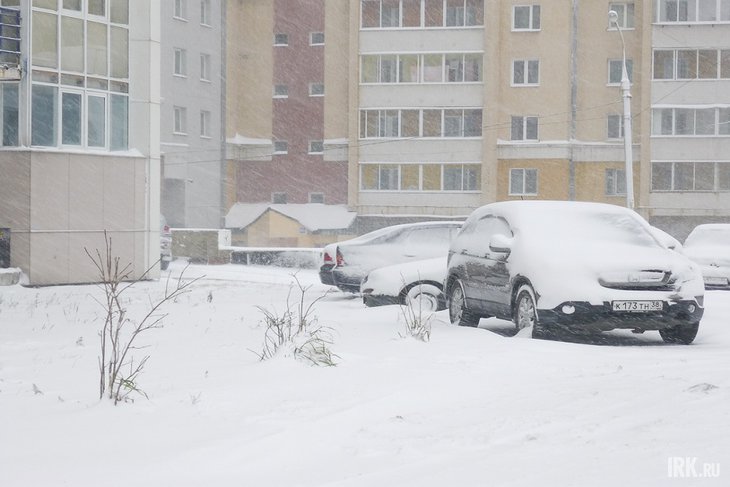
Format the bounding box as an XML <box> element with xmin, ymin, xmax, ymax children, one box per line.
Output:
<box><xmin>1</xmin><ymin>261</ymin><xmax>728</xmax><ymax>486</ymax></box>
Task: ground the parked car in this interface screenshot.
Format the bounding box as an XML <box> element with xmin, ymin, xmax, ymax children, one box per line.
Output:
<box><xmin>160</xmin><ymin>215</ymin><xmax>172</xmax><ymax>271</ymax></box>
<box><xmin>445</xmin><ymin>201</ymin><xmax>705</xmax><ymax>344</ymax></box>
<box><xmin>683</xmin><ymin>224</ymin><xmax>730</xmax><ymax>289</ymax></box>
<box><xmin>319</xmin><ymin>221</ymin><xmax>462</xmax><ymax>293</ymax></box>
<box><xmin>360</xmin><ymin>257</ymin><xmax>447</xmax><ymax>312</ymax></box>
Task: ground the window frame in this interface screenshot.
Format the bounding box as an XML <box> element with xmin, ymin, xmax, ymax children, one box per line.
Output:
<box><xmin>308</xmin><ymin>140</ymin><xmax>324</xmax><ymax>154</ymax></box>
<box><xmin>200</xmin><ymin>0</ymin><xmax>211</xmax><ymax>26</ymax></box>
<box><xmin>200</xmin><ymin>109</ymin><xmax>211</xmax><ymax>138</ymax></box>
<box><xmin>608</xmin><ymin>58</ymin><xmax>633</xmax><ymax>85</ymax></box>
<box><xmin>509</xmin><ymin>168</ymin><xmax>538</xmax><ymax>196</ymax></box>
<box><xmin>173</xmin><ymin>0</ymin><xmax>187</xmax><ymax>20</ymax></box>
<box><xmin>273</xmin><ymin>84</ymin><xmax>289</xmax><ymax>98</ymax></box>
<box><xmin>651</xmin><ymin>160</ymin><xmax>730</xmax><ymax>192</ymax></box>
<box><xmin>173</xmin><ymin>105</ymin><xmax>187</xmax><ymax>135</ymax></box>
<box><xmin>605</xmin><ymin>168</ymin><xmax>627</xmax><ymax>196</ymax></box>
<box><xmin>359</xmin><ymin>162</ymin><xmax>481</xmax><ymax>192</ymax></box>
<box><xmin>200</xmin><ymin>53</ymin><xmax>211</xmax><ymax>82</ymax></box>
<box><xmin>512</xmin><ymin>4</ymin><xmax>541</xmax><ymax>31</ymax></box>
<box><xmin>310</xmin><ymin>31</ymin><xmax>325</xmax><ymax>45</ymax></box>
<box><xmin>510</xmin><ymin>115</ymin><xmax>538</xmax><ymax>141</ymax></box>
<box><xmin>608</xmin><ymin>3</ymin><xmax>635</xmax><ymax>29</ymax></box>
<box><xmin>173</xmin><ymin>47</ymin><xmax>187</xmax><ymax>77</ymax></box>
<box><xmin>512</xmin><ymin>59</ymin><xmax>540</xmax><ymax>86</ymax></box>
<box><xmin>274</xmin><ymin>33</ymin><xmax>288</xmax><ymax>46</ymax></box>
<box><xmin>309</xmin><ymin>82</ymin><xmax>325</xmax><ymax>97</ymax></box>
<box><xmin>273</xmin><ymin>140</ymin><xmax>288</xmax><ymax>154</ymax></box>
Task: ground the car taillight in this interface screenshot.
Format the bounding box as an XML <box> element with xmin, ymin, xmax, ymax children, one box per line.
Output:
<box><xmin>336</xmin><ymin>249</ymin><xmax>345</xmax><ymax>266</ymax></box>
<box><xmin>323</xmin><ymin>251</ymin><xmax>333</xmax><ymax>263</ymax></box>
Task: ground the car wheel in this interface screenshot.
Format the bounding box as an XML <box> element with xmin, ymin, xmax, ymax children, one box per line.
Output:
<box><xmin>514</xmin><ymin>285</ymin><xmax>547</xmax><ymax>339</ymax></box>
<box><xmin>659</xmin><ymin>322</ymin><xmax>699</xmax><ymax>345</ymax></box>
<box><xmin>405</xmin><ymin>284</ymin><xmax>444</xmax><ymax>313</ymax></box>
<box><xmin>448</xmin><ymin>280</ymin><xmax>479</xmax><ymax>327</ymax></box>
<box><xmin>160</xmin><ymin>259</ymin><xmax>170</xmax><ymax>271</ymax></box>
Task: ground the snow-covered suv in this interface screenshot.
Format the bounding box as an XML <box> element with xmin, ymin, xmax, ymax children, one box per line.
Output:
<box><xmin>445</xmin><ymin>201</ymin><xmax>705</xmax><ymax>344</ymax></box>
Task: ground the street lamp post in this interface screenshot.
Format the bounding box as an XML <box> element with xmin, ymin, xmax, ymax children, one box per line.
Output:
<box><xmin>609</xmin><ymin>10</ymin><xmax>635</xmax><ymax>210</ymax></box>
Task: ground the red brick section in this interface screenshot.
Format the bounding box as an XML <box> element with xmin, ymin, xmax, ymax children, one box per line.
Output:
<box><xmin>237</xmin><ymin>0</ymin><xmax>348</xmax><ymax>205</ymax></box>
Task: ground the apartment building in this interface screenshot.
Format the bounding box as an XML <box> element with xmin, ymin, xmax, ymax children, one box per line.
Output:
<box><xmin>645</xmin><ymin>0</ymin><xmax>730</xmax><ymax>238</ymax></box>
<box><xmin>161</xmin><ymin>0</ymin><xmax>225</xmax><ymax>228</ymax></box>
<box><xmin>0</xmin><ymin>0</ymin><xmax>161</xmax><ymax>285</ymax></box>
<box><xmin>324</xmin><ymin>0</ymin><xmax>648</xmax><ymax>221</ymax></box>
<box><xmin>226</xmin><ymin>0</ymin><xmax>348</xmax><ymax>209</ymax></box>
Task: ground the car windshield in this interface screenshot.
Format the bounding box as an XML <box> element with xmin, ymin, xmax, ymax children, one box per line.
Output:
<box><xmin>517</xmin><ymin>209</ymin><xmax>660</xmax><ymax>249</ymax></box>
<box><xmin>685</xmin><ymin>226</ymin><xmax>730</xmax><ymax>247</ymax></box>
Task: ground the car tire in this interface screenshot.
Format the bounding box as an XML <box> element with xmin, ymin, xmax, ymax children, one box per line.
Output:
<box><xmin>160</xmin><ymin>259</ymin><xmax>170</xmax><ymax>271</ymax></box>
<box><xmin>448</xmin><ymin>279</ymin><xmax>479</xmax><ymax>327</ymax></box>
<box><xmin>514</xmin><ymin>285</ymin><xmax>548</xmax><ymax>339</ymax></box>
<box><xmin>405</xmin><ymin>283</ymin><xmax>444</xmax><ymax>313</ymax></box>
<box><xmin>659</xmin><ymin>322</ymin><xmax>699</xmax><ymax>345</ymax></box>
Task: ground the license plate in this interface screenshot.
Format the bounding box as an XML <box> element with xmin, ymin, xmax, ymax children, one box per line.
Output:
<box><xmin>612</xmin><ymin>300</ymin><xmax>663</xmax><ymax>312</ymax></box>
<box><xmin>704</xmin><ymin>276</ymin><xmax>728</xmax><ymax>286</ymax></box>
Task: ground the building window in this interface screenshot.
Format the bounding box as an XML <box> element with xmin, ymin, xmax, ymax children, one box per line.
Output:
<box><xmin>174</xmin><ymin>48</ymin><xmax>187</xmax><ymax>76</ymax></box>
<box><xmin>607</xmin><ymin>114</ymin><xmax>624</xmax><ymax>139</ymax></box>
<box><xmin>0</xmin><ymin>83</ymin><xmax>19</xmax><ymax>147</ymax></box>
<box><xmin>654</xmin><ymin>49</ymin><xmax>730</xmax><ymax>80</ymax></box>
<box><xmin>274</xmin><ymin>33</ymin><xmax>288</xmax><ymax>46</ymax></box>
<box><xmin>29</xmin><ymin>3</ymin><xmax>129</xmax><ymax>150</ymax></box>
<box><xmin>653</xmin><ymin>107</ymin><xmax>730</xmax><ymax>136</ymax></box>
<box><xmin>443</xmin><ymin>164</ymin><xmax>480</xmax><ymax>190</ymax></box>
<box><xmin>360</xmin><ymin>163</ymin><xmax>481</xmax><ymax>191</ymax></box>
<box><xmin>273</xmin><ymin>84</ymin><xmax>288</xmax><ymax>98</ymax></box>
<box><xmin>361</xmin><ymin>53</ymin><xmax>482</xmax><ymax>84</ymax></box>
<box><xmin>31</xmin><ymin>84</ymin><xmax>57</xmax><ymax>146</ymax></box>
<box><xmin>652</xmin><ymin>161</ymin><xmax>730</xmax><ymax>191</ymax></box>
<box><xmin>362</xmin><ymin>0</ymin><xmax>484</xmax><ymax>28</ymax></box>
<box><xmin>512</xmin><ymin>59</ymin><xmax>539</xmax><ymax>85</ymax></box>
<box><xmin>608</xmin><ymin>59</ymin><xmax>633</xmax><ymax>84</ymax></box>
<box><xmin>174</xmin><ymin>0</ymin><xmax>187</xmax><ymax>20</ymax></box>
<box><xmin>509</xmin><ymin>168</ymin><xmax>538</xmax><ymax>195</ymax></box>
<box><xmin>273</xmin><ymin>140</ymin><xmax>288</xmax><ymax>154</ymax></box>
<box><xmin>608</xmin><ymin>3</ymin><xmax>634</xmax><ymax>28</ymax></box>
<box><xmin>272</xmin><ymin>192</ymin><xmax>288</xmax><ymax>204</ymax></box>
<box><xmin>173</xmin><ymin>106</ymin><xmax>187</xmax><ymax>134</ymax></box>
<box><xmin>200</xmin><ymin>110</ymin><xmax>211</xmax><ymax>137</ymax></box>
<box><xmin>359</xmin><ymin>108</ymin><xmax>482</xmax><ymax>138</ymax></box>
<box><xmin>513</xmin><ymin>5</ymin><xmax>541</xmax><ymax>30</ymax></box>
<box><xmin>309</xmin><ymin>83</ymin><xmax>325</xmax><ymax>96</ymax></box>
<box><xmin>510</xmin><ymin>116</ymin><xmax>538</xmax><ymax>141</ymax></box>
<box><xmin>200</xmin><ymin>53</ymin><xmax>211</xmax><ymax>81</ymax></box>
<box><xmin>605</xmin><ymin>168</ymin><xmax>627</xmax><ymax>195</ymax></box>
<box><xmin>310</xmin><ymin>32</ymin><xmax>325</xmax><ymax>45</ymax></box>
<box><xmin>658</xmin><ymin>0</ymin><xmax>730</xmax><ymax>22</ymax></box>
<box><xmin>200</xmin><ymin>0</ymin><xmax>211</xmax><ymax>26</ymax></box>
<box><xmin>309</xmin><ymin>192</ymin><xmax>325</xmax><ymax>204</ymax></box>
<box><xmin>309</xmin><ymin>140</ymin><xmax>324</xmax><ymax>154</ymax></box>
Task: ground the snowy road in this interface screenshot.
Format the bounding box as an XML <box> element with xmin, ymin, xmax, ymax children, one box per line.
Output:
<box><xmin>1</xmin><ymin>262</ymin><xmax>728</xmax><ymax>486</ymax></box>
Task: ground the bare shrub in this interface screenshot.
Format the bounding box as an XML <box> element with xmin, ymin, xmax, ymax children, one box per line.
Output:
<box><xmin>86</xmin><ymin>232</ymin><xmax>199</xmax><ymax>404</ymax></box>
<box><xmin>398</xmin><ymin>296</ymin><xmax>433</xmax><ymax>342</ymax></box>
<box><xmin>254</xmin><ymin>274</ymin><xmax>337</xmax><ymax>366</ymax></box>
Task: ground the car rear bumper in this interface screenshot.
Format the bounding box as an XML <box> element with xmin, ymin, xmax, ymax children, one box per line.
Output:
<box><xmin>538</xmin><ymin>299</ymin><xmax>704</xmax><ymax>331</ymax></box>
<box><xmin>319</xmin><ymin>266</ymin><xmax>362</xmax><ymax>293</ymax></box>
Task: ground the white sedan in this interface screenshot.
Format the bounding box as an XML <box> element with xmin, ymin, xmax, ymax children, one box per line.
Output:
<box><xmin>683</xmin><ymin>224</ymin><xmax>730</xmax><ymax>289</ymax></box>
<box><xmin>360</xmin><ymin>257</ymin><xmax>447</xmax><ymax>312</ymax></box>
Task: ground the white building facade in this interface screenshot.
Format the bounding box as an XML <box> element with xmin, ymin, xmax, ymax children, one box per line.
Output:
<box><xmin>160</xmin><ymin>0</ymin><xmax>225</xmax><ymax>229</ymax></box>
<box><xmin>647</xmin><ymin>0</ymin><xmax>730</xmax><ymax>237</ymax></box>
<box><xmin>0</xmin><ymin>0</ymin><xmax>161</xmax><ymax>285</ymax></box>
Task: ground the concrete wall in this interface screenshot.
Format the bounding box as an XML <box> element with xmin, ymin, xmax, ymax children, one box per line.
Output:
<box><xmin>0</xmin><ymin>151</ymin><xmax>150</xmax><ymax>285</ymax></box>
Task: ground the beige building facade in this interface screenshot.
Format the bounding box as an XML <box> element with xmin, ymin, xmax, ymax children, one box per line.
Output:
<box><xmin>324</xmin><ymin>0</ymin><xmax>651</xmax><ymax>220</ymax></box>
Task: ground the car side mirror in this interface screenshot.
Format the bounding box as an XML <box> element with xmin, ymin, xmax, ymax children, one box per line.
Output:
<box><xmin>489</xmin><ymin>234</ymin><xmax>513</xmax><ymax>255</ymax></box>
